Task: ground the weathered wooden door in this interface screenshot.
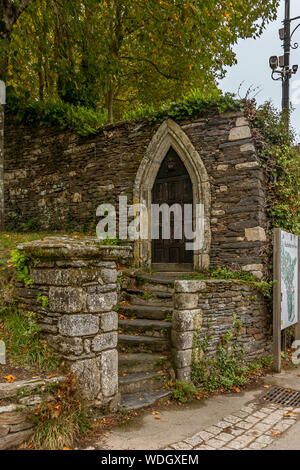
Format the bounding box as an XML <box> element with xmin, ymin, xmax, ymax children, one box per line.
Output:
<box><xmin>152</xmin><ymin>147</ymin><xmax>193</xmax><ymax>265</ymax></box>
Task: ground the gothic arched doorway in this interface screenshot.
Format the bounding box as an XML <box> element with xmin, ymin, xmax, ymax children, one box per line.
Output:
<box><xmin>152</xmin><ymin>147</ymin><xmax>193</xmax><ymax>270</ymax></box>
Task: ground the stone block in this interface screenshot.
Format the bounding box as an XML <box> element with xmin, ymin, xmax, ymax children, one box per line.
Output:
<box><xmin>240</xmin><ymin>143</ymin><xmax>255</xmax><ymax>153</ymax></box>
<box><xmin>100</xmin><ymin>268</ymin><xmax>118</xmax><ymax>284</ymax></box>
<box><xmin>71</xmin><ymin>357</ymin><xmax>102</xmax><ymax>401</ymax></box>
<box><xmin>174</xmin><ymin>293</ymin><xmax>199</xmax><ymax>310</ymax></box>
<box><xmin>47</xmin><ymin>335</ymin><xmax>83</xmax><ymax>356</ymax></box>
<box><xmin>100</xmin><ymin>311</ymin><xmax>118</xmax><ymax>332</ymax></box>
<box><xmin>0</xmin><ymin>429</ymin><xmax>33</xmax><ymax>451</ymax></box>
<box><xmin>171</xmin><ymin>331</ymin><xmax>194</xmax><ymax>350</ymax></box>
<box><xmin>176</xmin><ymin>367</ymin><xmax>192</xmax><ymax>382</ymax></box>
<box><xmin>235</xmin><ymin>161</ymin><xmax>259</xmax><ymax>170</ymax></box>
<box><xmin>100</xmin><ymin>350</ymin><xmax>118</xmax><ymax>398</ymax></box>
<box><xmin>174</xmin><ymin>280</ymin><xmax>206</xmax><ymax>293</ymax></box>
<box><xmin>172</xmin><ymin>349</ymin><xmax>193</xmax><ymax>369</ymax></box>
<box><xmin>59</xmin><ymin>315</ymin><xmax>99</xmax><ymax>337</ymax></box>
<box><xmin>49</xmin><ymin>287</ymin><xmax>86</xmax><ymax>313</ymax></box>
<box><xmin>172</xmin><ymin>309</ymin><xmax>203</xmax><ymax>332</ymax></box>
<box><xmin>92</xmin><ymin>332</ymin><xmax>118</xmax><ymax>352</ymax></box>
<box><xmin>86</xmin><ymin>292</ymin><xmax>118</xmax><ymax>313</ymax></box>
<box><xmin>236</xmin><ymin>117</ymin><xmax>249</xmax><ymax>127</ymax></box>
<box><xmin>31</xmin><ymin>267</ymin><xmax>103</xmax><ymax>286</ymax></box>
<box><xmin>229</xmin><ymin>126</ymin><xmax>251</xmax><ymax>141</ymax></box>
<box><xmin>245</xmin><ymin>227</ymin><xmax>266</xmax><ymax>242</ymax></box>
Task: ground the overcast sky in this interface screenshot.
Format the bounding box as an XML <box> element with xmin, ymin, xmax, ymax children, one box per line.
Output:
<box><xmin>219</xmin><ymin>0</ymin><xmax>300</xmax><ymax>140</ymax></box>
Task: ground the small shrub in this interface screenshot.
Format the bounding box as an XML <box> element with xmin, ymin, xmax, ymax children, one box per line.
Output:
<box><xmin>165</xmin><ymin>380</ymin><xmax>199</xmax><ymax>403</ymax></box>
<box><xmin>32</xmin><ymin>374</ymin><xmax>91</xmax><ymax>450</ymax></box>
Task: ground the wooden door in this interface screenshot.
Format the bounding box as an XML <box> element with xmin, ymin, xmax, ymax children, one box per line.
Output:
<box><xmin>152</xmin><ymin>147</ymin><xmax>193</xmax><ymax>265</ymax></box>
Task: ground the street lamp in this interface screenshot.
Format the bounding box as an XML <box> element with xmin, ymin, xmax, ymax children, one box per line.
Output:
<box><xmin>269</xmin><ymin>0</ymin><xmax>299</xmax><ymax>115</ymax></box>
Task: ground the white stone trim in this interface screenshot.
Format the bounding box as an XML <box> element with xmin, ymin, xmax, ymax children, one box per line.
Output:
<box><xmin>133</xmin><ymin>119</ymin><xmax>211</xmax><ymax>270</ymax></box>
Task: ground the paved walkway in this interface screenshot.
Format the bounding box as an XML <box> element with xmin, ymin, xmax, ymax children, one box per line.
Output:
<box><xmin>98</xmin><ymin>367</ymin><xmax>300</xmax><ymax>451</ymax></box>
<box><xmin>167</xmin><ymin>401</ymin><xmax>299</xmax><ymax>450</ymax></box>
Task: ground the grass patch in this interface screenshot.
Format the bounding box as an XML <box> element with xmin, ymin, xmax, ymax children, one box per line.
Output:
<box><xmin>32</xmin><ymin>374</ymin><xmax>92</xmax><ymax>450</ymax></box>
<box><xmin>0</xmin><ymin>307</ymin><xmax>60</xmax><ymax>373</ymax></box>
<box><xmin>165</xmin><ymin>380</ymin><xmax>200</xmax><ymax>404</ymax></box>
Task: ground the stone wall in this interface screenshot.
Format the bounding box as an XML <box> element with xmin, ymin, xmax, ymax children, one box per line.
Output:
<box><xmin>16</xmin><ymin>237</ymin><xmax>132</xmax><ymax>407</ymax></box>
<box><xmin>171</xmin><ymin>279</ymin><xmax>272</xmax><ymax>382</ymax></box>
<box><xmin>0</xmin><ymin>376</ymin><xmax>64</xmax><ymax>450</ymax></box>
<box><xmin>4</xmin><ymin>110</ymin><xmax>270</xmax><ymax>275</ymax></box>
<box><xmin>0</xmin><ymin>105</ymin><xmax>4</xmax><ymax>230</ymax></box>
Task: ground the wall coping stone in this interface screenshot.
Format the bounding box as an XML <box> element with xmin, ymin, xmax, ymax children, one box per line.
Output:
<box><xmin>17</xmin><ymin>237</ymin><xmax>132</xmax><ymax>261</ymax></box>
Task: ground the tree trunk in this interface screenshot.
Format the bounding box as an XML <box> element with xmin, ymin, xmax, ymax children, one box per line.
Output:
<box><xmin>107</xmin><ymin>88</ymin><xmax>114</xmax><ymax>124</ymax></box>
<box><xmin>0</xmin><ymin>0</ymin><xmax>36</xmax><ymax>81</ymax></box>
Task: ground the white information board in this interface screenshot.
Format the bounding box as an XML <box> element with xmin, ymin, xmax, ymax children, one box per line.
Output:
<box><xmin>281</xmin><ymin>230</ymin><xmax>299</xmax><ymax>330</ymax></box>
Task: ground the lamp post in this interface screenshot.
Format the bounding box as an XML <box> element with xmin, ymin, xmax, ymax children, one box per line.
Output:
<box><xmin>0</xmin><ymin>81</ymin><xmax>5</xmax><ymax>231</ymax></box>
<box><xmin>269</xmin><ymin>0</ymin><xmax>299</xmax><ymax>121</ymax></box>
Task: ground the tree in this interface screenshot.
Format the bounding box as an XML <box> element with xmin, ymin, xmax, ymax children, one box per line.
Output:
<box><xmin>7</xmin><ymin>0</ymin><xmax>280</xmax><ymax>121</ymax></box>
<box><xmin>0</xmin><ymin>0</ymin><xmax>36</xmax><ymax>79</ymax></box>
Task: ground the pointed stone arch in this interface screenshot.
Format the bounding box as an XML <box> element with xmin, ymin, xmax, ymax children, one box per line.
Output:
<box><xmin>133</xmin><ymin>119</ymin><xmax>211</xmax><ymax>271</ymax></box>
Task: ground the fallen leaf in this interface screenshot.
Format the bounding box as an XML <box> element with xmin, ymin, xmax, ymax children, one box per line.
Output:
<box><xmin>264</xmin><ymin>385</ymin><xmax>271</xmax><ymax>389</ymax></box>
<box><xmin>3</xmin><ymin>375</ymin><xmax>16</xmax><ymax>383</ymax></box>
<box><xmin>47</xmin><ymin>373</ymin><xmax>58</xmax><ymax>379</ymax></box>
<box><xmin>155</xmin><ymin>416</ymin><xmax>161</xmax><ymax>420</ymax></box>
<box><xmin>233</xmin><ymin>387</ymin><xmax>241</xmax><ymax>393</ymax></box>
<box><xmin>62</xmin><ymin>447</ymin><xmax>71</xmax><ymax>450</ymax></box>
<box><xmin>271</xmin><ymin>430</ymin><xmax>281</xmax><ymax>436</ymax></box>
<box><xmin>152</xmin><ymin>411</ymin><xmax>160</xmax><ymax>415</ymax></box>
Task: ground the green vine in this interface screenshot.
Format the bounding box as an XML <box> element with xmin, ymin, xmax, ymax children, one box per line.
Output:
<box><xmin>9</xmin><ymin>249</ymin><xmax>34</xmax><ymax>286</ymax></box>
<box><xmin>246</xmin><ymin>100</ymin><xmax>300</xmax><ymax>235</ymax></box>
<box><xmin>37</xmin><ymin>292</ymin><xmax>49</xmax><ymax>308</ymax></box>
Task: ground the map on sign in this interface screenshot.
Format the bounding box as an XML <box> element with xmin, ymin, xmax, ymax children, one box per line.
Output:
<box><xmin>281</xmin><ymin>230</ymin><xmax>299</xmax><ymax>330</ymax></box>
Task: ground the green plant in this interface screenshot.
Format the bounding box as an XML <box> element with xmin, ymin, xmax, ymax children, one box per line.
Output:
<box><xmin>192</xmin><ymin>316</ymin><xmax>250</xmax><ymax>392</ymax></box>
<box><xmin>32</xmin><ymin>374</ymin><xmax>91</xmax><ymax>450</ymax></box>
<box><xmin>181</xmin><ymin>266</ymin><xmax>274</xmax><ymax>299</ymax></box>
<box><xmin>0</xmin><ymin>307</ymin><xmax>59</xmax><ymax>372</ymax></box>
<box><xmin>246</xmin><ymin>100</ymin><xmax>300</xmax><ymax>235</ymax></box>
<box><xmin>37</xmin><ymin>293</ymin><xmax>49</xmax><ymax>308</ymax></box>
<box><xmin>165</xmin><ymin>380</ymin><xmax>199</xmax><ymax>403</ymax></box>
<box><xmin>165</xmin><ymin>312</ymin><xmax>173</xmax><ymax>322</ymax></box>
<box><xmin>6</xmin><ymin>96</ymin><xmax>108</xmax><ymax>137</ymax></box>
<box><xmin>97</xmin><ymin>238</ymin><xmax>124</xmax><ymax>246</ymax></box>
<box><xmin>9</xmin><ymin>249</ymin><xmax>34</xmax><ymax>286</ymax></box>
<box><xmin>125</xmin><ymin>89</ymin><xmax>243</xmax><ymax>123</ymax></box>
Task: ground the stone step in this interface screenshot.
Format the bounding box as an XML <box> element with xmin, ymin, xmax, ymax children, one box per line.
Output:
<box><xmin>125</xmin><ymin>289</ymin><xmax>173</xmax><ymax>307</ymax></box>
<box><xmin>119</xmin><ymin>319</ymin><xmax>172</xmax><ymax>338</ymax></box>
<box><xmin>121</xmin><ymin>390</ymin><xmax>170</xmax><ymax>410</ymax></box>
<box><xmin>119</xmin><ymin>305</ymin><xmax>172</xmax><ymax>321</ymax></box>
<box><xmin>118</xmin><ymin>352</ymin><xmax>172</xmax><ymax>374</ymax></box>
<box><xmin>118</xmin><ymin>334</ymin><xmax>170</xmax><ymax>353</ymax></box>
<box><xmin>119</xmin><ymin>371</ymin><xmax>168</xmax><ymax>394</ymax></box>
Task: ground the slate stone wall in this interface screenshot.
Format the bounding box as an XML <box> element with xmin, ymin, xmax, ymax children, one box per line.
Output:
<box><xmin>171</xmin><ymin>279</ymin><xmax>272</xmax><ymax>381</ymax></box>
<box><xmin>16</xmin><ymin>237</ymin><xmax>132</xmax><ymax>407</ymax></box>
<box><xmin>4</xmin><ymin>111</ymin><xmax>270</xmax><ymax>276</ymax></box>
<box><xmin>0</xmin><ymin>376</ymin><xmax>65</xmax><ymax>450</ymax></box>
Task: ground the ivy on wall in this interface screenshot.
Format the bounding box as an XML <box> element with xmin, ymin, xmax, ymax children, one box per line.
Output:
<box><xmin>5</xmin><ymin>88</ymin><xmax>242</xmax><ymax>136</ymax></box>
<box><xmin>246</xmin><ymin>100</ymin><xmax>300</xmax><ymax>236</ymax></box>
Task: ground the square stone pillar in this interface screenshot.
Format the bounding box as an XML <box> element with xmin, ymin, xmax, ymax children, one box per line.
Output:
<box><xmin>16</xmin><ymin>237</ymin><xmax>132</xmax><ymax>409</ymax></box>
<box><xmin>171</xmin><ymin>280</ymin><xmax>204</xmax><ymax>382</ymax></box>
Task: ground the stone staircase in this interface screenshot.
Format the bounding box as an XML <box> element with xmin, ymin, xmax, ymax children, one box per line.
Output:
<box><xmin>118</xmin><ymin>273</ymin><xmax>177</xmax><ymax>410</ymax></box>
